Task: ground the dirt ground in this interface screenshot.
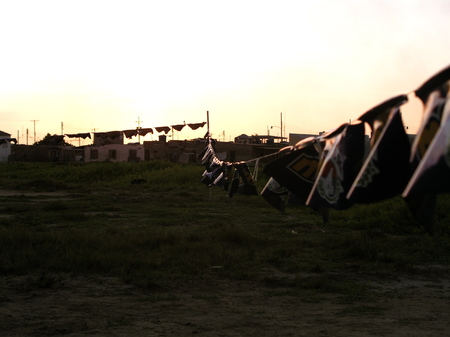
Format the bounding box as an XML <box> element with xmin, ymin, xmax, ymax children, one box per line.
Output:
<box><xmin>1</xmin><ymin>190</ymin><xmax>449</xmax><ymax>336</ymax></box>
<box><xmin>1</xmin><ymin>268</ymin><xmax>450</xmax><ymax>337</ymax></box>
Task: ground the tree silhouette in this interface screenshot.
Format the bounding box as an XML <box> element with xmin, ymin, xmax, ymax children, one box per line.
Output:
<box><xmin>34</xmin><ymin>133</ymin><xmax>72</xmax><ymax>146</ymax></box>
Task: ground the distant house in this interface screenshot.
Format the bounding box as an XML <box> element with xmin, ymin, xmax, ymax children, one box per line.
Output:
<box><xmin>9</xmin><ymin>132</ymin><xmax>286</xmax><ymax>164</ymax></box>
<box><xmin>234</xmin><ymin>134</ymin><xmax>286</xmax><ymax>144</ymax></box>
<box><xmin>82</xmin><ymin>137</ymin><xmax>269</xmax><ymax>164</ymax></box>
<box><xmin>85</xmin><ymin>143</ymin><xmax>144</xmax><ymax>162</ymax></box>
<box><xmin>11</xmin><ymin>145</ymin><xmax>84</xmax><ymax>162</ymax></box>
<box><xmin>288</xmin><ymin>133</ymin><xmax>319</xmax><ymax>146</ymax></box>
<box><xmin>0</xmin><ymin>131</ymin><xmax>17</xmax><ymax>162</ymax></box>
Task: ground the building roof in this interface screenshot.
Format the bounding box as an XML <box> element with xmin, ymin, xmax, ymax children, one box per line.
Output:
<box><xmin>235</xmin><ymin>134</ymin><xmax>285</xmax><ymax>140</ymax></box>
<box><xmin>0</xmin><ymin>130</ymin><xmax>11</xmax><ymax>138</ymax></box>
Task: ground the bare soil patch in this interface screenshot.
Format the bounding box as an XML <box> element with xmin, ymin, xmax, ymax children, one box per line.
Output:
<box><xmin>1</xmin><ymin>268</ymin><xmax>450</xmax><ymax>337</ymax></box>
<box><xmin>1</xmin><ymin>178</ymin><xmax>449</xmax><ymax>336</ymax></box>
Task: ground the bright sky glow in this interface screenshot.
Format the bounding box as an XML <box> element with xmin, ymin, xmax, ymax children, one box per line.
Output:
<box><xmin>1</xmin><ymin>0</ymin><xmax>450</xmax><ymax>145</ymax></box>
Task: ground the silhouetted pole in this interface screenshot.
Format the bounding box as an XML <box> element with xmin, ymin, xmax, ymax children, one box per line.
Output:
<box><xmin>30</xmin><ymin>120</ymin><xmax>39</xmax><ymax>144</ymax></box>
<box><xmin>280</xmin><ymin>112</ymin><xmax>283</xmax><ymax>141</ymax></box>
<box><xmin>136</xmin><ymin>117</ymin><xmax>143</xmax><ymax>143</ymax></box>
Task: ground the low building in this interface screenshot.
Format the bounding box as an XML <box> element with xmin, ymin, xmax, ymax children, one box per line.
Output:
<box><xmin>235</xmin><ymin>134</ymin><xmax>286</xmax><ymax>144</ymax></box>
<box><xmin>10</xmin><ymin>136</ymin><xmax>286</xmax><ymax>164</ymax></box>
<box><xmin>11</xmin><ymin>145</ymin><xmax>84</xmax><ymax>162</ymax></box>
<box><xmin>289</xmin><ymin>133</ymin><xmax>319</xmax><ymax>146</ymax></box>
<box><xmin>0</xmin><ymin>131</ymin><xmax>17</xmax><ymax>162</ymax></box>
<box><xmin>85</xmin><ymin>143</ymin><xmax>144</xmax><ymax>162</ymax></box>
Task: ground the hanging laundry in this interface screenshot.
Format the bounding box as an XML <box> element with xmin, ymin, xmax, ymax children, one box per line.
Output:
<box><xmin>307</xmin><ymin>121</ymin><xmax>366</xmax><ymax>210</ymax></box>
<box><xmin>347</xmin><ymin>95</ymin><xmax>411</xmax><ymax>204</ymax></box>
<box><xmin>171</xmin><ymin>124</ymin><xmax>186</xmax><ymax>132</ymax></box>
<box><xmin>188</xmin><ymin>122</ymin><xmax>206</xmax><ymax>130</ymax></box>
<box><xmin>235</xmin><ymin>162</ymin><xmax>258</xmax><ymax>196</ymax></box>
<box><xmin>263</xmin><ymin>137</ymin><xmax>322</xmax><ymax>204</ymax></box>
<box><xmin>94</xmin><ymin>132</ymin><xmax>108</xmax><ymax>139</ymax></box>
<box><xmin>139</xmin><ymin>128</ymin><xmax>153</xmax><ymax>136</ymax></box>
<box><xmin>403</xmin><ymin>65</ymin><xmax>450</xmax><ymax>232</ymax></box>
<box><xmin>261</xmin><ymin>177</ymin><xmax>289</xmax><ymax>213</ymax></box>
<box><xmin>404</xmin><ymin>65</ymin><xmax>450</xmax><ymax>197</ymax></box>
<box><xmin>155</xmin><ymin>126</ymin><xmax>171</xmax><ymax>134</ymax></box>
<box><xmin>123</xmin><ymin>129</ymin><xmax>139</xmax><ymax>139</ymax></box>
<box><xmin>107</xmin><ymin>131</ymin><xmax>121</xmax><ymax>139</ymax></box>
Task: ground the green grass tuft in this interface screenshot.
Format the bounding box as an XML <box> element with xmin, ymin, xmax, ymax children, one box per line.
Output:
<box><xmin>1</xmin><ymin>161</ymin><xmax>450</xmax><ymax>299</ymax></box>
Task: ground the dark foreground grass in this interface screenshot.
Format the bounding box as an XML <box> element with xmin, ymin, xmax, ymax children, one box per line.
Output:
<box><xmin>1</xmin><ymin>161</ymin><xmax>450</xmax><ymax>295</ymax></box>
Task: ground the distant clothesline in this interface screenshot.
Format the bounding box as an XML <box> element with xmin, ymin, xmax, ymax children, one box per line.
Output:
<box><xmin>63</xmin><ymin>122</ymin><xmax>207</xmax><ymax>140</ymax></box>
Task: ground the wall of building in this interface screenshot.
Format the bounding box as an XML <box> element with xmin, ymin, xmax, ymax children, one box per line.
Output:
<box><xmin>85</xmin><ymin>144</ymin><xmax>144</xmax><ymax>162</ymax></box>
<box><xmin>289</xmin><ymin>133</ymin><xmax>319</xmax><ymax>146</ymax></box>
<box><xmin>0</xmin><ymin>132</ymin><xmax>12</xmax><ymax>162</ymax></box>
<box><xmin>143</xmin><ymin>139</ymin><xmax>259</xmax><ymax>163</ymax></box>
<box><xmin>0</xmin><ymin>141</ymin><xmax>12</xmax><ymax>162</ymax></box>
<box><xmin>214</xmin><ymin>142</ymin><xmax>255</xmax><ymax>162</ymax></box>
<box><xmin>11</xmin><ymin>145</ymin><xmax>84</xmax><ymax>162</ymax></box>
<box><xmin>8</xmin><ymin>139</ymin><xmax>284</xmax><ymax>164</ymax></box>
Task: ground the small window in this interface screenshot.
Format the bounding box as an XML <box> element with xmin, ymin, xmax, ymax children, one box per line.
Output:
<box><xmin>50</xmin><ymin>151</ymin><xmax>59</xmax><ymax>159</ymax></box>
<box><xmin>90</xmin><ymin>149</ymin><xmax>98</xmax><ymax>160</ymax></box>
<box><xmin>108</xmin><ymin>149</ymin><xmax>117</xmax><ymax>160</ymax></box>
<box><xmin>129</xmin><ymin>149</ymin><xmax>137</xmax><ymax>159</ymax></box>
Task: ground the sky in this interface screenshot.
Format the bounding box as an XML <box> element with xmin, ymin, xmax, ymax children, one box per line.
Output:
<box><xmin>1</xmin><ymin>0</ymin><xmax>450</xmax><ymax>145</ymax></box>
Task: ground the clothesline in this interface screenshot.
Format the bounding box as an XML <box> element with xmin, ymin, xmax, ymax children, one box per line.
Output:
<box><xmin>200</xmin><ymin>64</ymin><xmax>450</xmax><ymax>232</ymax></box>
<box><xmin>245</xmin><ymin>150</ymin><xmax>285</xmax><ymax>164</ymax></box>
<box><xmin>62</xmin><ymin>122</ymin><xmax>207</xmax><ymax>140</ymax></box>
<box><xmin>201</xmin><ymin>133</ymin><xmax>291</xmax><ymax>188</ymax></box>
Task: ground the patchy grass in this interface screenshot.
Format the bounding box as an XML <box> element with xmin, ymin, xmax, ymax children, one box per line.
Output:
<box><xmin>1</xmin><ymin>161</ymin><xmax>450</xmax><ymax>301</ymax></box>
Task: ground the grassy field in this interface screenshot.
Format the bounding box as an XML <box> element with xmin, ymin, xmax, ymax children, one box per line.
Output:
<box><xmin>1</xmin><ymin>161</ymin><xmax>450</xmax><ymax>294</ymax></box>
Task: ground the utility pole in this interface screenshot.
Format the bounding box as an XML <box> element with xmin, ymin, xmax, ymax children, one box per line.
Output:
<box><xmin>206</xmin><ymin>111</ymin><xmax>210</xmax><ymax>136</ymax></box>
<box><xmin>26</xmin><ymin>128</ymin><xmax>29</xmax><ymax>145</ymax></box>
<box><xmin>61</xmin><ymin>122</ymin><xmax>64</xmax><ymax>135</ymax></box>
<box><xmin>136</xmin><ymin>117</ymin><xmax>143</xmax><ymax>143</ymax></box>
<box><xmin>271</xmin><ymin>112</ymin><xmax>284</xmax><ymax>142</ymax></box>
<box><xmin>280</xmin><ymin>112</ymin><xmax>283</xmax><ymax>141</ymax></box>
<box><xmin>30</xmin><ymin>120</ymin><xmax>39</xmax><ymax>144</ymax></box>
